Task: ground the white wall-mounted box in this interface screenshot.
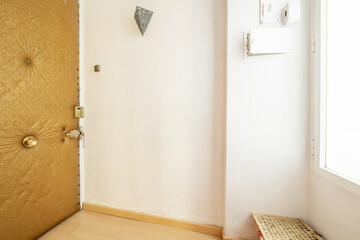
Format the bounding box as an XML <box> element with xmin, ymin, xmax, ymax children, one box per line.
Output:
<box><xmin>260</xmin><ymin>0</ymin><xmax>279</xmax><ymax>24</ymax></box>
<box><xmin>247</xmin><ymin>28</ymin><xmax>293</xmax><ymax>56</ymax></box>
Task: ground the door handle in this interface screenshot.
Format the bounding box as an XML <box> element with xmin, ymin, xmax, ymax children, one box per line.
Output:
<box><xmin>65</xmin><ymin>127</ymin><xmax>85</xmax><ymax>147</ymax></box>
<box><xmin>66</xmin><ymin>129</ymin><xmax>83</xmax><ymax>138</ymax></box>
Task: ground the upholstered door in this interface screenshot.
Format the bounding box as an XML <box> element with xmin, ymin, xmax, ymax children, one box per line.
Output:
<box><xmin>0</xmin><ymin>0</ymin><xmax>80</xmax><ymax>239</ymax></box>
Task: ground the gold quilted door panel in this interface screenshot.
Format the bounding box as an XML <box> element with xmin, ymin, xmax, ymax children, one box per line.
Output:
<box><xmin>0</xmin><ymin>1</ymin><xmax>80</xmax><ymax>239</ymax></box>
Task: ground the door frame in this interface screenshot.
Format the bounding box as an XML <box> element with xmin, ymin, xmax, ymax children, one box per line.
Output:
<box><xmin>79</xmin><ymin>0</ymin><xmax>85</xmax><ymax>208</ymax></box>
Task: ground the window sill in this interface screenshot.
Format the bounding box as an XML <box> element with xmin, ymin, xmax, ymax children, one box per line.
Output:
<box><xmin>315</xmin><ymin>166</ymin><xmax>360</xmax><ymax>197</ymax></box>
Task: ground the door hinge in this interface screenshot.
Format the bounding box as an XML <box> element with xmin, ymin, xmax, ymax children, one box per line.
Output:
<box><xmin>311</xmin><ymin>36</ymin><xmax>316</xmax><ymax>53</ymax></box>
<box><xmin>311</xmin><ymin>138</ymin><xmax>315</xmax><ymax>158</ymax></box>
<box><xmin>74</xmin><ymin>106</ymin><xmax>84</xmax><ymax>119</ymax></box>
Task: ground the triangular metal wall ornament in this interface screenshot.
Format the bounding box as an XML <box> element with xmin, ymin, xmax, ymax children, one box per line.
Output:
<box><xmin>134</xmin><ymin>6</ymin><xmax>153</xmax><ymax>36</ymax></box>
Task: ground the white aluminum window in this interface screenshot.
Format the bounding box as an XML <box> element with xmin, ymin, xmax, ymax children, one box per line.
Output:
<box><xmin>312</xmin><ymin>0</ymin><xmax>360</xmax><ymax>196</ymax></box>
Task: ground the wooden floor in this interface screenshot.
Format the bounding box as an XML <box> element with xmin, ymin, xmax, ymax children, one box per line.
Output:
<box><xmin>39</xmin><ymin>210</ymin><xmax>221</xmax><ymax>240</ymax></box>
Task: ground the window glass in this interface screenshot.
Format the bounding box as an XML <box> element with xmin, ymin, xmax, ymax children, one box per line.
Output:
<box><xmin>326</xmin><ymin>0</ymin><xmax>360</xmax><ymax>182</ymax></box>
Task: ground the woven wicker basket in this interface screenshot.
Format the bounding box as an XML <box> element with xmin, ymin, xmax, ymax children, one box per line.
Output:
<box><xmin>253</xmin><ymin>213</ymin><xmax>324</xmax><ymax>240</ymax></box>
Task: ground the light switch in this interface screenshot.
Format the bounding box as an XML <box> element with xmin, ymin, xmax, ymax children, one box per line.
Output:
<box><xmin>260</xmin><ymin>0</ymin><xmax>279</xmax><ymax>24</ymax></box>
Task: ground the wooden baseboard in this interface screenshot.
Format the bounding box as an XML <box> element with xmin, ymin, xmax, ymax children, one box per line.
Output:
<box><xmin>83</xmin><ymin>203</ymin><xmax>222</xmax><ymax>237</ymax></box>
<box><xmin>223</xmin><ymin>236</ymin><xmax>246</xmax><ymax>240</ymax></box>
<box><xmin>222</xmin><ymin>230</ymin><xmax>247</xmax><ymax>240</ymax></box>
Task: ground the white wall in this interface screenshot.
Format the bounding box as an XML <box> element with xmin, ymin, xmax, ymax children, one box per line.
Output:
<box><xmin>225</xmin><ymin>0</ymin><xmax>310</xmax><ymax>239</ymax></box>
<box><xmin>82</xmin><ymin>1</ymin><xmax>360</xmax><ymax>239</ymax></box>
<box><xmin>83</xmin><ymin>0</ymin><xmax>226</xmax><ymax>226</ymax></box>
<box><xmin>308</xmin><ymin>174</ymin><xmax>360</xmax><ymax>240</ymax></box>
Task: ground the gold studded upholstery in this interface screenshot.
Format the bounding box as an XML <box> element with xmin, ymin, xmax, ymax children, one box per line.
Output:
<box><xmin>0</xmin><ymin>1</ymin><xmax>80</xmax><ymax>239</ymax></box>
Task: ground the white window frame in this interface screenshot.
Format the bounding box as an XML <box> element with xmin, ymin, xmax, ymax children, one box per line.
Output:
<box><xmin>312</xmin><ymin>0</ymin><xmax>360</xmax><ymax>196</ymax></box>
